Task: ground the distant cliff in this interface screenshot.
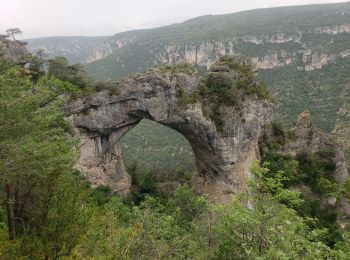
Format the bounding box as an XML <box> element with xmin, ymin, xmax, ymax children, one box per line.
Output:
<box><xmin>85</xmin><ymin>24</ymin><xmax>350</xmax><ymax>73</ymax></box>
<box><xmin>26</xmin><ymin>36</ymin><xmax>108</xmax><ymax>64</ymax></box>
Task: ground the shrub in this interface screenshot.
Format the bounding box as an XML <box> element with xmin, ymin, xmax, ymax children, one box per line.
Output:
<box><xmin>176</xmin><ymin>86</ymin><xmax>199</xmax><ymax>108</ymax></box>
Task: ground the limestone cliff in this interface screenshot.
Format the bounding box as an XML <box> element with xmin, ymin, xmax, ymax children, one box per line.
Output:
<box><xmin>83</xmin><ymin>28</ymin><xmax>350</xmax><ymax>72</ymax></box>
<box><xmin>64</xmin><ymin>62</ymin><xmax>274</xmax><ymax>202</ymax></box>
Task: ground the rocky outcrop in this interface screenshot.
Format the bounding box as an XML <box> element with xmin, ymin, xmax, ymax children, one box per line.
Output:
<box><xmin>260</xmin><ymin>111</ymin><xmax>350</xmax><ymax>227</ymax></box>
<box><xmin>64</xmin><ymin>64</ymin><xmax>274</xmax><ymax>202</ymax></box>
<box><xmin>286</xmin><ymin>111</ymin><xmax>350</xmax><ymax>227</ymax></box>
<box><xmin>283</xmin><ymin>111</ymin><xmax>348</xmax><ymax>185</ymax></box>
<box><xmin>156</xmin><ymin>41</ymin><xmax>236</xmax><ymax>69</ymax></box>
<box><xmin>314</xmin><ymin>24</ymin><xmax>350</xmax><ymax>34</ymax></box>
<box><xmin>241</xmin><ymin>33</ymin><xmax>302</xmax><ymax>44</ymax></box>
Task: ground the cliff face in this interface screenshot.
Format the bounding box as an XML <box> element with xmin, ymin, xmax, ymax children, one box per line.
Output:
<box><xmin>87</xmin><ymin>24</ymin><xmax>350</xmax><ymax>71</ymax></box>
<box><xmin>85</xmin><ymin>37</ymin><xmax>135</xmax><ymax>63</ymax></box>
<box><xmin>84</xmin><ymin>25</ymin><xmax>350</xmax><ymax>71</ymax></box>
<box><xmin>64</xmin><ymin>64</ymin><xmax>274</xmax><ymax>202</ymax></box>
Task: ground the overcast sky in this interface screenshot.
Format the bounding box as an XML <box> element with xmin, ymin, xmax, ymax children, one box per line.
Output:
<box><xmin>0</xmin><ymin>0</ymin><xmax>344</xmax><ymax>39</ymax></box>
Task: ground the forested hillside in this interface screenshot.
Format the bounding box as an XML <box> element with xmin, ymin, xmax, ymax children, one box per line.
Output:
<box><xmin>84</xmin><ymin>2</ymin><xmax>350</xmax><ymax>80</ymax></box>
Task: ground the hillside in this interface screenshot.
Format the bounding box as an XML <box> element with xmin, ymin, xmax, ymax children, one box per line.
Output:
<box><xmin>84</xmin><ymin>2</ymin><xmax>350</xmax><ymax>80</ymax></box>
<box><xmin>26</xmin><ymin>36</ymin><xmax>108</xmax><ymax>64</ymax></box>
<box><xmin>25</xmin><ymin>2</ymin><xmax>350</xmax><ymax>170</ymax></box>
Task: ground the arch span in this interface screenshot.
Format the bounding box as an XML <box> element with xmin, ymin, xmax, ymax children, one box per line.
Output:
<box><xmin>65</xmin><ymin>65</ymin><xmax>274</xmax><ymax>202</ymax></box>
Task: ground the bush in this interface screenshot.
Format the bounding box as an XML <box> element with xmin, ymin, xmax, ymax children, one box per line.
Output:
<box><xmin>176</xmin><ymin>86</ymin><xmax>199</xmax><ymax>108</ymax></box>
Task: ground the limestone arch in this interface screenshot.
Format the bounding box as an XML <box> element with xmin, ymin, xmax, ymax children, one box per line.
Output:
<box><xmin>66</xmin><ymin>68</ymin><xmax>273</xmax><ymax>202</ymax></box>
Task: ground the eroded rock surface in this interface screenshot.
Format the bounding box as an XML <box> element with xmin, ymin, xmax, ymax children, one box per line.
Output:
<box><xmin>64</xmin><ymin>65</ymin><xmax>274</xmax><ymax>202</ymax></box>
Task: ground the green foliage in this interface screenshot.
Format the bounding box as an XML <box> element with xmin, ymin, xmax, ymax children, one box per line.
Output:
<box><xmin>47</xmin><ymin>56</ymin><xmax>91</xmax><ymax>88</ymax></box>
<box><xmin>71</xmin><ymin>196</ymin><xmax>140</xmax><ymax>259</ymax></box>
<box><xmin>0</xmin><ymin>50</ymin><xmax>93</xmax><ymax>258</ymax></box>
<box><xmin>343</xmin><ymin>176</ymin><xmax>350</xmax><ymax>198</ymax></box>
<box><xmin>165</xmin><ymin>185</ymin><xmax>208</xmax><ymax>229</ymax></box>
<box><xmin>209</xmin><ymin>106</ymin><xmax>225</xmax><ymax>132</ymax></box>
<box><xmin>0</xmin><ymin>47</ymin><xmax>12</xmax><ymax>72</ymax></box>
<box><xmin>211</xmin><ymin>163</ymin><xmax>347</xmax><ymax>259</ymax></box>
<box><xmin>260</xmin><ymin>57</ymin><xmax>350</xmax><ymax>134</ymax></box>
<box><xmin>262</xmin><ymin>151</ymin><xmax>299</xmax><ymax>184</ymax></box>
<box><xmin>175</xmin><ymin>86</ymin><xmax>199</xmax><ymax>108</ymax></box>
<box><xmin>126</xmin><ymin>163</ymin><xmax>160</xmax><ymax>204</ymax></box>
<box><xmin>261</xmin><ymin>143</ymin><xmax>344</xmax><ymax>247</ymax></box>
<box><xmin>70</xmin><ymin>164</ymin><xmax>350</xmax><ymax>259</ymax></box>
<box><xmin>251</xmin><ymin>162</ymin><xmax>304</xmax><ymax>208</ymax></box>
<box><xmin>91</xmin><ymin>185</ymin><xmax>112</xmax><ymax>206</ymax></box>
<box><xmin>72</xmin><ymin>186</ymin><xmax>210</xmax><ymax>259</ymax></box>
<box><xmin>296</xmin><ymin>150</ymin><xmax>337</xmax><ymax>192</ymax></box>
<box><xmin>132</xmin><ymin>173</ymin><xmax>160</xmax><ymax>204</ymax></box>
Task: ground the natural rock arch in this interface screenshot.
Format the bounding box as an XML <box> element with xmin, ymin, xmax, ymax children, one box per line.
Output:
<box><xmin>65</xmin><ymin>64</ymin><xmax>274</xmax><ymax>202</ymax></box>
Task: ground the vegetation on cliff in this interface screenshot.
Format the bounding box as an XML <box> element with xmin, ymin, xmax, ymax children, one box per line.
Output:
<box><xmin>260</xmin><ymin>120</ymin><xmax>350</xmax><ymax>247</ymax></box>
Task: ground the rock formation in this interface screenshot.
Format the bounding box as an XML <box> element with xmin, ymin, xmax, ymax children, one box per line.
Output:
<box><xmin>283</xmin><ymin>111</ymin><xmax>348</xmax><ymax>185</ymax></box>
<box><xmin>260</xmin><ymin>111</ymin><xmax>350</xmax><ymax>227</ymax></box>
<box><xmin>285</xmin><ymin>111</ymin><xmax>350</xmax><ymax>227</ymax></box>
<box><xmin>64</xmin><ymin>63</ymin><xmax>274</xmax><ymax>202</ymax></box>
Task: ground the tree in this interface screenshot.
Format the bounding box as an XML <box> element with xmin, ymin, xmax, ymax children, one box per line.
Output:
<box><xmin>47</xmin><ymin>57</ymin><xmax>91</xmax><ymax>88</ymax></box>
<box><xmin>0</xmin><ymin>50</ymin><xmax>93</xmax><ymax>258</ymax></box>
<box><xmin>29</xmin><ymin>49</ymin><xmax>47</xmax><ymax>82</ymax></box>
<box><xmin>47</xmin><ymin>56</ymin><xmax>70</xmax><ymax>79</ymax></box>
<box><xmin>212</xmin><ymin>163</ymin><xmax>332</xmax><ymax>259</ymax></box>
<box><xmin>1</xmin><ymin>28</ymin><xmax>29</xmax><ymax>65</ymax></box>
<box><xmin>5</xmin><ymin>28</ymin><xmax>22</xmax><ymax>41</ymax></box>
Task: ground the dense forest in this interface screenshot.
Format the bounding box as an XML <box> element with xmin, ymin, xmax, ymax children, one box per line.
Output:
<box><xmin>1</xmin><ymin>31</ymin><xmax>350</xmax><ymax>258</ymax></box>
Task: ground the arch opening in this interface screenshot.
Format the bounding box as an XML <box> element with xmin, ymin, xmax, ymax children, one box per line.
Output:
<box><xmin>119</xmin><ymin>119</ymin><xmax>196</xmax><ymax>198</ymax></box>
